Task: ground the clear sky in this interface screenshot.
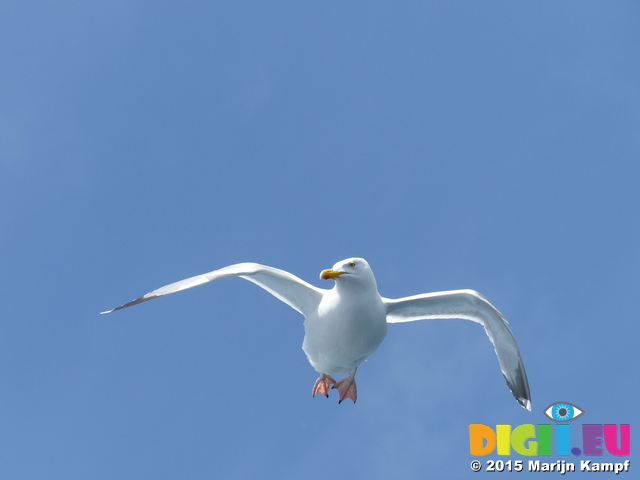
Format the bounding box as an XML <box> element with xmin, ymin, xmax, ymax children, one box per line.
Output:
<box><xmin>1</xmin><ymin>1</ymin><xmax>638</xmax><ymax>478</ymax></box>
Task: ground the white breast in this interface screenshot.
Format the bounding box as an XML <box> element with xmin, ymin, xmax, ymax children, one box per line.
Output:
<box><xmin>302</xmin><ymin>285</ymin><xmax>388</xmax><ymax>374</ymax></box>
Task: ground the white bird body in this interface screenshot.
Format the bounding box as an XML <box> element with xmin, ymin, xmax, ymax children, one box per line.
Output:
<box><xmin>303</xmin><ymin>267</ymin><xmax>387</xmax><ymax>374</ymax></box>
<box><xmin>102</xmin><ymin>257</ymin><xmax>531</xmax><ymax>409</ymax></box>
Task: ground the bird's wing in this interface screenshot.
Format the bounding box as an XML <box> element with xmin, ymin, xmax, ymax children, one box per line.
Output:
<box><xmin>101</xmin><ymin>263</ymin><xmax>326</xmax><ymax>316</ymax></box>
<box><xmin>383</xmin><ymin>289</ymin><xmax>531</xmax><ymax>410</ymax></box>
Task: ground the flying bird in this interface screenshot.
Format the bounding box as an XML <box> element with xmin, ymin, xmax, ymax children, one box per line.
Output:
<box><xmin>102</xmin><ymin>258</ymin><xmax>531</xmax><ymax>409</ymax></box>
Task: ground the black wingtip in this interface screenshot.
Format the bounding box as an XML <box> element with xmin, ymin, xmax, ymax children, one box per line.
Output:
<box><xmin>504</xmin><ymin>375</ymin><xmax>531</xmax><ymax>411</ymax></box>
<box><xmin>100</xmin><ymin>294</ymin><xmax>160</xmax><ymax>315</ymax></box>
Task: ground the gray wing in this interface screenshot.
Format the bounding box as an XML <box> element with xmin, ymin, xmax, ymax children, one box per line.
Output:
<box><xmin>383</xmin><ymin>289</ymin><xmax>531</xmax><ymax>411</ymax></box>
<box><xmin>101</xmin><ymin>263</ymin><xmax>325</xmax><ymax>316</ymax></box>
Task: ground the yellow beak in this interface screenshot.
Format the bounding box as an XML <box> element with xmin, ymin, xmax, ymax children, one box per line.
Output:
<box><xmin>320</xmin><ymin>268</ymin><xmax>344</xmax><ymax>280</ymax></box>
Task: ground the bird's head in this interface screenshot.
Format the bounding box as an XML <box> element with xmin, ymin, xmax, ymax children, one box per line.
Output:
<box><xmin>319</xmin><ymin>258</ymin><xmax>376</xmax><ymax>287</ymax></box>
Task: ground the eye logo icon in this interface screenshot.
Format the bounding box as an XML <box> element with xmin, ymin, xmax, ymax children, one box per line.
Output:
<box><xmin>544</xmin><ymin>402</ymin><xmax>584</xmax><ymax>422</ymax></box>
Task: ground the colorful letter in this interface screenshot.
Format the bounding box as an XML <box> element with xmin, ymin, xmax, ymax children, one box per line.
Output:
<box><xmin>537</xmin><ymin>424</ymin><xmax>552</xmax><ymax>455</ymax></box>
<box><xmin>496</xmin><ymin>424</ymin><xmax>511</xmax><ymax>455</ymax></box>
<box><xmin>511</xmin><ymin>424</ymin><xmax>537</xmax><ymax>456</ymax></box>
<box><xmin>469</xmin><ymin>424</ymin><xmax>496</xmax><ymax>456</ymax></box>
<box><xmin>556</xmin><ymin>424</ymin><xmax>571</xmax><ymax>455</ymax></box>
<box><xmin>583</xmin><ymin>424</ymin><xmax>604</xmax><ymax>456</ymax></box>
<box><xmin>604</xmin><ymin>424</ymin><xmax>630</xmax><ymax>456</ymax></box>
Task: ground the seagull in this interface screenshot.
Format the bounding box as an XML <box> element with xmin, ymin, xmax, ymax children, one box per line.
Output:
<box><xmin>102</xmin><ymin>257</ymin><xmax>531</xmax><ymax>409</ymax></box>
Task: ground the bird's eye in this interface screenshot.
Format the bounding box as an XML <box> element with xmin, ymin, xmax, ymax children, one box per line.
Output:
<box><xmin>543</xmin><ymin>402</ymin><xmax>584</xmax><ymax>422</ymax></box>
<box><xmin>348</xmin><ymin>262</ymin><xmax>356</xmax><ymax>268</ymax></box>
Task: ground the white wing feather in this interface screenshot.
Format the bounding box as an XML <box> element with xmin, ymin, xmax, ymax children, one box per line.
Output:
<box><xmin>384</xmin><ymin>289</ymin><xmax>531</xmax><ymax>410</ymax></box>
<box><xmin>101</xmin><ymin>263</ymin><xmax>325</xmax><ymax>316</ymax></box>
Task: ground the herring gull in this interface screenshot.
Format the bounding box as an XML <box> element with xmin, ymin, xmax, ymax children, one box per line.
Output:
<box><xmin>102</xmin><ymin>257</ymin><xmax>531</xmax><ymax>409</ymax></box>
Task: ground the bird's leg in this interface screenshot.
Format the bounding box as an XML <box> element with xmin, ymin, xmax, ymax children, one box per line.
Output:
<box><xmin>312</xmin><ymin>373</ymin><xmax>337</xmax><ymax>398</ymax></box>
<box><xmin>332</xmin><ymin>367</ymin><xmax>358</xmax><ymax>404</ymax></box>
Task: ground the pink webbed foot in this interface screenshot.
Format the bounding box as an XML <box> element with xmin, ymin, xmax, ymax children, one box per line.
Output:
<box><xmin>332</xmin><ymin>368</ymin><xmax>358</xmax><ymax>404</ymax></box>
<box><xmin>312</xmin><ymin>373</ymin><xmax>337</xmax><ymax>398</ymax></box>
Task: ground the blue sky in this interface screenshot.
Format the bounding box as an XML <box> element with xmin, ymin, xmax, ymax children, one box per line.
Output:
<box><xmin>1</xmin><ymin>1</ymin><xmax>638</xmax><ymax>478</ymax></box>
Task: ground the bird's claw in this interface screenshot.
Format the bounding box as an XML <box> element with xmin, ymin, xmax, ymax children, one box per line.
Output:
<box><xmin>312</xmin><ymin>374</ymin><xmax>337</xmax><ymax>398</ymax></box>
<box><xmin>333</xmin><ymin>374</ymin><xmax>357</xmax><ymax>404</ymax></box>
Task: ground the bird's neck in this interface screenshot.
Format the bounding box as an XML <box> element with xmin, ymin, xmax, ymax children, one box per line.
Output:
<box><xmin>335</xmin><ymin>279</ymin><xmax>379</xmax><ymax>296</ymax></box>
